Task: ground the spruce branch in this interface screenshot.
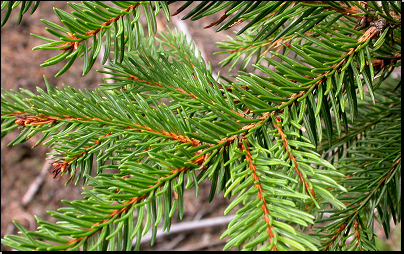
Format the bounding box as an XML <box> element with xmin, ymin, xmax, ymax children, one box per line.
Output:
<box><xmin>322</xmin><ymin>156</ymin><xmax>400</xmax><ymax>250</ymax></box>
<box><xmin>59</xmin><ymin>3</ymin><xmax>140</xmax><ymax>51</ymax></box>
<box><xmin>1</xmin><ymin>1</ymin><xmax>40</xmax><ymax>27</ymax></box>
<box><xmin>64</xmin><ymin>152</ymin><xmax>207</xmax><ymax>251</ymax></box>
<box><xmin>1</xmin><ymin>1</ymin><xmax>401</xmax><ymax>251</ymax></box>
<box><xmin>239</xmin><ymin>139</ymin><xmax>277</xmax><ymax>250</ymax></box>
<box><xmin>316</xmin><ymin>84</ymin><xmax>401</xmax><ymax>251</ymax></box>
<box><xmin>273</xmin><ymin>116</ymin><xmax>315</xmax><ymax>197</ymax></box>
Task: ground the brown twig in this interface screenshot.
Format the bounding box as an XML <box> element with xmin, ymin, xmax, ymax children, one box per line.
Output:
<box><xmin>324</xmin><ymin>157</ymin><xmax>401</xmax><ymax>250</ymax></box>
<box><xmin>273</xmin><ymin>116</ymin><xmax>315</xmax><ymax>197</ymax></box>
<box><xmin>204</xmin><ymin>13</ymin><xmax>228</xmax><ymax>29</ymax></box>
<box><xmin>9</xmin><ymin>110</ymin><xmax>204</xmax><ymax>181</ymax></box>
<box><xmin>353</xmin><ymin>219</ymin><xmax>361</xmax><ymax>249</ymax></box>
<box><xmin>60</xmin><ymin>4</ymin><xmax>140</xmax><ymax>51</ymax></box>
<box><xmin>66</xmin><ymin>152</ymin><xmax>207</xmax><ymax>249</ymax></box>
<box><xmin>324</xmin><ymin>221</ymin><xmax>347</xmax><ymax>250</ymax></box>
<box><xmin>240</xmin><ymin>139</ymin><xmax>277</xmax><ymax>250</ymax></box>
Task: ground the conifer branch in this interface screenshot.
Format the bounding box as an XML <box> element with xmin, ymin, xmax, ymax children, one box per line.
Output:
<box><xmin>59</xmin><ymin>4</ymin><xmax>140</xmax><ymax>51</ymax></box>
<box><xmin>240</xmin><ymin>139</ymin><xmax>277</xmax><ymax>250</ymax></box>
<box><xmin>323</xmin><ymin>156</ymin><xmax>400</xmax><ymax>250</ymax></box>
<box><xmin>1</xmin><ymin>1</ymin><xmax>400</xmax><ymax>251</ymax></box>
<box><xmin>273</xmin><ymin>116</ymin><xmax>315</xmax><ymax>197</ymax></box>
<box><xmin>64</xmin><ymin>152</ymin><xmax>208</xmax><ymax>251</ymax></box>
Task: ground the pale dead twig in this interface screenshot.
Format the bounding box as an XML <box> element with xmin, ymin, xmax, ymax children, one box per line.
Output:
<box><xmin>171</xmin><ymin>15</ymin><xmax>218</xmax><ymax>80</ymax></box>
<box><xmin>137</xmin><ymin>214</ymin><xmax>236</xmax><ymax>247</ymax></box>
<box><xmin>6</xmin><ymin>150</ymin><xmax>55</xmax><ymax>238</ymax></box>
<box><xmin>21</xmin><ymin>150</ymin><xmax>54</xmax><ymax>206</ymax></box>
<box><xmin>172</xmin><ymin>238</ymin><xmax>226</xmax><ymax>251</ymax></box>
<box><xmin>156</xmin><ymin>234</ymin><xmax>186</xmax><ymax>251</ymax></box>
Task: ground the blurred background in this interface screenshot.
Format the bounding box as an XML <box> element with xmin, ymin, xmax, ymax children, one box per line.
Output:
<box><xmin>1</xmin><ymin>1</ymin><xmax>400</xmax><ymax>251</ymax></box>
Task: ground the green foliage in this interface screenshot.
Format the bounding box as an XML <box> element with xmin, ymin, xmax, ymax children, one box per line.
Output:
<box><xmin>1</xmin><ymin>1</ymin><xmax>40</xmax><ymax>27</ymax></box>
<box><xmin>1</xmin><ymin>1</ymin><xmax>401</xmax><ymax>251</ymax></box>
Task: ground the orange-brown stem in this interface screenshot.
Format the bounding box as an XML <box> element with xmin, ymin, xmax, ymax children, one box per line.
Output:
<box><xmin>66</xmin><ymin>152</ymin><xmax>206</xmax><ymax>249</ymax></box>
<box><xmin>273</xmin><ymin>116</ymin><xmax>315</xmax><ymax>197</ymax></box>
<box><xmin>240</xmin><ymin>139</ymin><xmax>277</xmax><ymax>251</ymax></box>
<box><xmin>14</xmin><ymin>113</ymin><xmax>57</xmax><ymax>126</ymax></box>
<box><xmin>324</xmin><ymin>221</ymin><xmax>347</xmax><ymax>250</ymax></box>
<box><xmin>324</xmin><ymin>157</ymin><xmax>400</xmax><ymax>250</ymax></box>
<box><xmin>353</xmin><ymin>219</ymin><xmax>361</xmax><ymax>249</ymax></box>
<box><xmin>60</xmin><ymin>4</ymin><xmax>140</xmax><ymax>51</ymax></box>
<box><xmin>204</xmin><ymin>13</ymin><xmax>228</xmax><ymax>29</ymax></box>
<box><xmin>11</xmin><ymin>111</ymin><xmax>202</xmax><ymax>147</ymax></box>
